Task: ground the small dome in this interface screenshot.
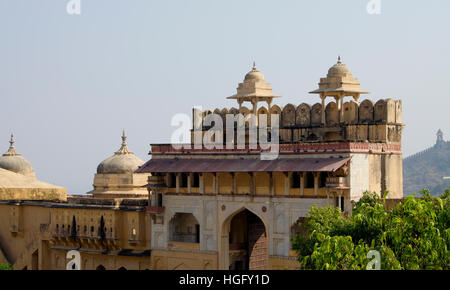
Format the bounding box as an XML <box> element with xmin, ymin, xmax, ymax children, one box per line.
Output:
<box><xmin>244</xmin><ymin>62</ymin><xmax>265</xmax><ymax>82</ymax></box>
<box><xmin>97</xmin><ymin>131</ymin><xmax>144</xmax><ymax>174</ymax></box>
<box><xmin>0</xmin><ymin>135</ymin><xmax>35</xmax><ymax>178</ymax></box>
<box><xmin>327</xmin><ymin>56</ymin><xmax>351</xmax><ymax>77</ymax></box>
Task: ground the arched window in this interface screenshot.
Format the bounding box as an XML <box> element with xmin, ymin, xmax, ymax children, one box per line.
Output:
<box><xmin>169</xmin><ymin>213</ymin><xmax>200</xmax><ymax>243</ymax></box>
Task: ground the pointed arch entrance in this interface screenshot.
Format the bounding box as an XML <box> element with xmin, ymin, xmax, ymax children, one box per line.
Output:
<box><xmin>220</xmin><ymin>208</ymin><xmax>268</xmax><ymax>270</ymax></box>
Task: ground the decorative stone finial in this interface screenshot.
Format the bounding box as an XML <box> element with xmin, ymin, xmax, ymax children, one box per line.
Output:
<box><xmin>9</xmin><ymin>134</ymin><xmax>14</xmax><ymax>148</ymax></box>
<box><xmin>3</xmin><ymin>134</ymin><xmax>20</xmax><ymax>156</ymax></box>
<box><xmin>253</xmin><ymin>61</ymin><xmax>256</xmax><ymax>70</ymax></box>
<box><xmin>337</xmin><ymin>55</ymin><xmax>342</xmax><ymax>63</ymax></box>
<box><xmin>115</xmin><ymin>130</ymin><xmax>132</xmax><ymax>155</ymax></box>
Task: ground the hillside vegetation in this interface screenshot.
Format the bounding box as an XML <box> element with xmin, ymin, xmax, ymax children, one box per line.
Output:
<box><xmin>403</xmin><ymin>141</ymin><xmax>450</xmax><ymax>196</ymax></box>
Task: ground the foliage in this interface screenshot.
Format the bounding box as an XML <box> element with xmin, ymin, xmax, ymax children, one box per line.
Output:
<box><xmin>292</xmin><ymin>190</ymin><xmax>450</xmax><ymax>270</ymax></box>
<box><xmin>0</xmin><ymin>263</ymin><xmax>13</xmax><ymax>270</ymax></box>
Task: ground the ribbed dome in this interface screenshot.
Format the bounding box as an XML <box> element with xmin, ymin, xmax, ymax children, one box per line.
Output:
<box><xmin>97</xmin><ymin>131</ymin><xmax>144</xmax><ymax>174</ymax></box>
<box><xmin>327</xmin><ymin>56</ymin><xmax>351</xmax><ymax>77</ymax></box>
<box><xmin>0</xmin><ymin>135</ymin><xmax>35</xmax><ymax>178</ymax></box>
<box><xmin>244</xmin><ymin>62</ymin><xmax>265</xmax><ymax>82</ymax></box>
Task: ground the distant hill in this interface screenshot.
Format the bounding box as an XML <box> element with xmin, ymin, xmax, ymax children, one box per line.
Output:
<box><xmin>403</xmin><ymin>130</ymin><xmax>450</xmax><ymax>196</ymax></box>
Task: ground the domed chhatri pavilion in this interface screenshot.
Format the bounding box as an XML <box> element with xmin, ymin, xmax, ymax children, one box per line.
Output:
<box><xmin>227</xmin><ymin>62</ymin><xmax>281</xmax><ymax>113</ymax></box>
<box><xmin>0</xmin><ymin>135</ymin><xmax>35</xmax><ymax>178</ymax></box>
<box><xmin>0</xmin><ymin>58</ymin><xmax>404</xmax><ymax>270</ymax></box>
<box><xmin>0</xmin><ymin>135</ymin><xmax>66</xmax><ymax>201</ymax></box>
<box><xmin>89</xmin><ymin>130</ymin><xmax>149</xmax><ymax>198</ymax></box>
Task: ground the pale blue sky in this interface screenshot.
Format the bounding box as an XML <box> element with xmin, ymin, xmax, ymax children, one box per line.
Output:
<box><xmin>0</xmin><ymin>0</ymin><xmax>449</xmax><ymax>193</ymax></box>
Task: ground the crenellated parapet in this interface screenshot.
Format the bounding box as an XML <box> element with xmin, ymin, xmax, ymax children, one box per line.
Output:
<box><xmin>194</xmin><ymin>97</ymin><xmax>403</xmax><ymax>144</ymax></box>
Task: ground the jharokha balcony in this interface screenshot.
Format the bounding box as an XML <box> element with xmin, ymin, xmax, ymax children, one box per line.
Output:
<box><xmin>325</xmin><ymin>177</ymin><xmax>348</xmax><ymax>188</ymax></box>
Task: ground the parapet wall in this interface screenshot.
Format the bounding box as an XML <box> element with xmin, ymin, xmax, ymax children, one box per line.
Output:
<box><xmin>195</xmin><ymin>98</ymin><xmax>403</xmax><ymax>144</ymax></box>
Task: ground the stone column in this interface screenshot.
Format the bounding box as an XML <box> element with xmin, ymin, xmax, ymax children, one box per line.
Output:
<box><xmin>252</xmin><ymin>99</ymin><xmax>257</xmax><ymax>114</ymax></box>
<box><xmin>199</xmin><ymin>173</ymin><xmax>204</xmax><ymax>194</ymax></box>
<box><xmin>238</xmin><ymin>99</ymin><xmax>243</xmax><ymax>112</ymax></box>
<box><xmin>300</xmin><ymin>172</ymin><xmax>304</xmax><ymax>196</ymax></box>
<box><xmin>187</xmin><ymin>173</ymin><xmax>192</xmax><ymax>193</ymax></box>
<box><xmin>213</xmin><ymin>173</ymin><xmax>218</xmax><ymax>194</ymax></box>
<box><xmin>231</xmin><ymin>173</ymin><xmax>236</xmax><ymax>194</ymax></box>
<box><xmin>176</xmin><ymin>173</ymin><xmax>180</xmax><ymax>193</ymax></box>
<box><xmin>338</xmin><ymin>192</ymin><xmax>342</xmax><ymax>210</ymax></box>
<box><xmin>267</xmin><ymin>98</ymin><xmax>272</xmax><ymax>112</ymax></box>
<box><xmin>339</xmin><ymin>93</ymin><xmax>344</xmax><ymax>123</ymax></box>
<box><xmin>320</xmin><ymin>94</ymin><xmax>326</xmax><ymax>125</ymax></box>
<box><xmin>313</xmin><ymin>173</ymin><xmax>319</xmax><ymax>196</ymax></box>
<box><xmin>269</xmin><ymin>172</ymin><xmax>274</xmax><ymax>196</ymax></box>
<box><xmin>249</xmin><ymin>172</ymin><xmax>255</xmax><ymax>195</ymax></box>
<box><xmin>285</xmin><ymin>172</ymin><xmax>291</xmax><ymax>196</ymax></box>
<box><xmin>165</xmin><ymin>173</ymin><xmax>170</xmax><ymax>188</ymax></box>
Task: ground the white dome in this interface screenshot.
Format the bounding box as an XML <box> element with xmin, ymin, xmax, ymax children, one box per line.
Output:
<box><xmin>96</xmin><ymin>131</ymin><xmax>144</xmax><ymax>174</ymax></box>
<box><xmin>327</xmin><ymin>56</ymin><xmax>352</xmax><ymax>77</ymax></box>
<box><xmin>97</xmin><ymin>154</ymin><xmax>144</xmax><ymax>174</ymax></box>
<box><xmin>0</xmin><ymin>135</ymin><xmax>35</xmax><ymax>178</ymax></box>
<box><xmin>244</xmin><ymin>62</ymin><xmax>265</xmax><ymax>82</ymax></box>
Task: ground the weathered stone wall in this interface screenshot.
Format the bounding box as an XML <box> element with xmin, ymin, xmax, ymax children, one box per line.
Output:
<box><xmin>158</xmin><ymin>194</ymin><xmax>330</xmax><ymax>269</ymax></box>
<box><xmin>0</xmin><ymin>201</ymin><xmax>150</xmax><ymax>270</ymax></box>
<box><xmin>197</xmin><ymin>99</ymin><xmax>403</xmax><ymax>144</ymax></box>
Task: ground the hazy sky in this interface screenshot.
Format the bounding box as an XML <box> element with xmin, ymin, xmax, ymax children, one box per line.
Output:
<box><xmin>0</xmin><ymin>0</ymin><xmax>449</xmax><ymax>194</ymax></box>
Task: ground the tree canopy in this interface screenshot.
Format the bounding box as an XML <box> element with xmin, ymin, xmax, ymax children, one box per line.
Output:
<box><xmin>292</xmin><ymin>188</ymin><xmax>450</xmax><ymax>270</ymax></box>
<box><xmin>0</xmin><ymin>263</ymin><xmax>13</xmax><ymax>270</ymax></box>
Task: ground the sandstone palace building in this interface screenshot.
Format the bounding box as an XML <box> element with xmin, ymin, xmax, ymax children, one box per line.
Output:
<box><xmin>0</xmin><ymin>58</ymin><xmax>403</xmax><ymax>270</ymax></box>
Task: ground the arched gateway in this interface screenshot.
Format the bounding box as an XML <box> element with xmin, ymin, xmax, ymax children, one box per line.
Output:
<box><xmin>220</xmin><ymin>209</ymin><xmax>268</xmax><ymax>270</ymax></box>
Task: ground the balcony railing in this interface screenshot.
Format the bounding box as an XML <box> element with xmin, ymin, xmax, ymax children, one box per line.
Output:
<box><xmin>325</xmin><ymin>177</ymin><xmax>347</xmax><ymax>188</ymax></box>
<box><xmin>147</xmin><ymin>176</ymin><xmax>167</xmax><ymax>188</ymax></box>
<box><xmin>168</xmin><ymin>241</ymin><xmax>200</xmax><ymax>251</ymax></box>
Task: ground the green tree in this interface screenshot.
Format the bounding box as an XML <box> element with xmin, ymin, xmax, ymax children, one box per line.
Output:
<box><xmin>292</xmin><ymin>190</ymin><xmax>449</xmax><ymax>270</ymax></box>
<box><xmin>0</xmin><ymin>263</ymin><xmax>13</xmax><ymax>270</ymax></box>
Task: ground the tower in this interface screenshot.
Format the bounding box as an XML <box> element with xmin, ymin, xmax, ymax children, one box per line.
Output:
<box><xmin>436</xmin><ymin>129</ymin><xmax>444</xmax><ymax>147</ymax></box>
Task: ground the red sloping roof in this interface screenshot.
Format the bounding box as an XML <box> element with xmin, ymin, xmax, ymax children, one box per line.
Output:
<box><xmin>136</xmin><ymin>157</ymin><xmax>350</xmax><ymax>173</ymax></box>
